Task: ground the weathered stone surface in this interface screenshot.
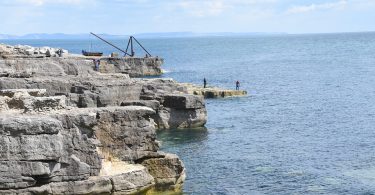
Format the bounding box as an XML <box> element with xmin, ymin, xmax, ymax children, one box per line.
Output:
<box><xmin>0</xmin><ymin>89</ymin><xmax>65</xmax><ymax>113</ymax></box>
<box><xmin>0</xmin><ymin>165</ymin><xmax>155</xmax><ymax>195</ymax></box>
<box><xmin>0</xmin><ymin>177</ymin><xmax>112</xmax><ymax>195</ymax></box>
<box><xmin>0</xmin><ymin>76</ymin><xmax>208</xmax><ymax>130</ymax></box>
<box><xmin>0</xmin><ymin>161</ymin><xmax>50</xmax><ymax>189</ymax></box>
<box><xmin>0</xmin><ymin>89</ymin><xmax>46</xmax><ymax>97</ymax></box>
<box><xmin>0</xmin><ymin>116</ymin><xmax>62</xmax><ymax>135</ymax></box>
<box><xmin>162</xmin><ymin>94</ymin><xmax>204</xmax><ymax>109</ymax></box>
<box><xmin>0</xmin><ymin>134</ymin><xmax>63</xmax><ymax>161</ymax></box>
<box><xmin>0</xmin><ymin>96</ymin><xmax>10</xmax><ymax>111</ymax></box>
<box><xmin>0</xmin><ymin>184</ymin><xmax>53</xmax><ymax>195</ymax></box>
<box><xmin>0</xmin><ymin>43</ymin><xmax>213</xmax><ymax>194</ymax></box>
<box><xmin>0</xmin><ymin>105</ymin><xmax>166</xmax><ymax>193</ymax></box>
<box><xmin>1</xmin><ymin>44</ymin><xmax>163</xmax><ymax>78</ymax></box>
<box><xmin>196</xmin><ymin>89</ymin><xmax>247</xmax><ymax>98</ymax></box>
<box><xmin>138</xmin><ymin>79</ymin><xmax>208</xmax><ymax>129</ymax></box>
<box><xmin>0</xmin><ymin>175</ymin><xmax>36</xmax><ymax>190</ymax></box>
<box><xmin>141</xmin><ymin>153</ymin><xmax>186</xmax><ymax>191</ymax></box>
<box><xmin>48</xmin><ymin>154</ymin><xmax>91</xmax><ymax>182</ymax></box>
<box><xmin>0</xmin><ymin>44</ymin><xmax>67</xmax><ymax>59</ymax></box>
<box><xmin>102</xmin><ymin>57</ymin><xmax>163</xmax><ymax>77</ymax></box>
<box><xmin>156</xmin><ymin>107</ymin><xmax>207</xmax><ymax>129</ymax></box>
<box><xmin>141</xmin><ymin>78</ymin><xmax>187</xmax><ymax>100</ymax></box>
<box><xmin>111</xmin><ymin>166</ymin><xmax>155</xmax><ymax>194</ymax></box>
<box><xmin>181</xmin><ymin>83</ymin><xmax>247</xmax><ymax>98</ymax></box>
<box><xmin>0</xmin><ymin>109</ymin><xmax>100</xmax><ymax>189</ymax></box>
<box><xmin>24</xmin><ymin>96</ymin><xmax>66</xmax><ymax>112</ymax></box>
<box><xmin>121</xmin><ymin>100</ymin><xmax>160</xmax><ymax>111</ymax></box>
<box><xmin>94</xmin><ymin>106</ymin><xmax>159</xmax><ymax>162</ymax></box>
<box><xmin>49</xmin><ymin>177</ymin><xmax>113</xmax><ymax>195</ymax></box>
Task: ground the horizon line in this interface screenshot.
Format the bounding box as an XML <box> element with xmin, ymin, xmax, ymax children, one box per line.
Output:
<box><xmin>1</xmin><ymin>30</ymin><xmax>375</xmax><ymax>39</ymax></box>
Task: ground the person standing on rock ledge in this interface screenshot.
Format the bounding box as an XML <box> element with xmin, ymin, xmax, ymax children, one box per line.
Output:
<box><xmin>93</xmin><ymin>59</ymin><xmax>100</xmax><ymax>71</ymax></box>
<box><xmin>236</xmin><ymin>80</ymin><xmax>240</xmax><ymax>90</ymax></box>
<box><xmin>204</xmin><ymin>78</ymin><xmax>207</xmax><ymax>88</ymax></box>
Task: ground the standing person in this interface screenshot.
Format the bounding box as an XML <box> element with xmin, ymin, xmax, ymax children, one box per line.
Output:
<box><xmin>236</xmin><ymin>80</ymin><xmax>240</xmax><ymax>90</ymax></box>
<box><xmin>93</xmin><ymin>59</ymin><xmax>97</xmax><ymax>71</ymax></box>
<box><xmin>93</xmin><ymin>59</ymin><xmax>101</xmax><ymax>71</ymax></box>
<box><xmin>204</xmin><ymin>78</ymin><xmax>207</xmax><ymax>88</ymax></box>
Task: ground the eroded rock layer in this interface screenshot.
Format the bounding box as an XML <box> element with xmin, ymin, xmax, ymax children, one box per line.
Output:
<box><xmin>0</xmin><ymin>90</ymin><xmax>186</xmax><ymax>194</ymax></box>
<box><xmin>0</xmin><ymin>44</ymin><xmax>207</xmax><ymax>194</ymax></box>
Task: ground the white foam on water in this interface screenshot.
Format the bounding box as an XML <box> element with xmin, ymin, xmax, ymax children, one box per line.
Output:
<box><xmin>162</xmin><ymin>69</ymin><xmax>171</xmax><ymax>73</ymax></box>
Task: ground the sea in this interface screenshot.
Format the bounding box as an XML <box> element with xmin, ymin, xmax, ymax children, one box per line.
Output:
<box><xmin>2</xmin><ymin>32</ymin><xmax>375</xmax><ymax>194</ymax></box>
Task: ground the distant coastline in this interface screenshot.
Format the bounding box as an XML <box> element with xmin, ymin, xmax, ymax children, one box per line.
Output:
<box><xmin>2</xmin><ymin>31</ymin><xmax>375</xmax><ymax>40</ymax></box>
<box><xmin>0</xmin><ymin>32</ymin><xmax>287</xmax><ymax>40</ymax></box>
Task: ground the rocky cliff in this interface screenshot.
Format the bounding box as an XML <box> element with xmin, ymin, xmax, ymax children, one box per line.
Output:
<box><xmin>0</xmin><ymin>44</ymin><xmax>207</xmax><ymax>194</ymax></box>
<box><xmin>0</xmin><ymin>89</ymin><xmax>186</xmax><ymax>194</ymax></box>
<box><xmin>0</xmin><ymin>44</ymin><xmax>162</xmax><ymax>77</ymax></box>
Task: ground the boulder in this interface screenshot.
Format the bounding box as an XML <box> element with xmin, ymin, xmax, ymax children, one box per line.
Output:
<box><xmin>24</xmin><ymin>49</ymin><xmax>34</xmax><ymax>56</ymax></box>
<box><xmin>162</xmin><ymin>94</ymin><xmax>204</xmax><ymax>109</ymax></box>
<box><xmin>141</xmin><ymin>153</ymin><xmax>185</xmax><ymax>191</ymax></box>
<box><xmin>110</xmin><ymin>166</ymin><xmax>155</xmax><ymax>194</ymax></box>
<box><xmin>156</xmin><ymin>107</ymin><xmax>207</xmax><ymax>129</ymax></box>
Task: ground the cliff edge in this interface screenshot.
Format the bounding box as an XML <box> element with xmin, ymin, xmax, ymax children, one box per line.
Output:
<box><xmin>0</xmin><ymin>44</ymin><xmax>206</xmax><ymax>194</ymax></box>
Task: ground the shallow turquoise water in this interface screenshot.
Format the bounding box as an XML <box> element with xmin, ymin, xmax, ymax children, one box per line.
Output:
<box><xmin>3</xmin><ymin>32</ymin><xmax>375</xmax><ymax>194</ymax></box>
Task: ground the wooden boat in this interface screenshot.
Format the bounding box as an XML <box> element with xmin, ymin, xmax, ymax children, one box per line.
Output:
<box><xmin>82</xmin><ymin>50</ymin><xmax>103</xmax><ymax>57</ymax></box>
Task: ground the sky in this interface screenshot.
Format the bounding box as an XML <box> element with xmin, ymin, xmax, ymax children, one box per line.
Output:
<box><xmin>0</xmin><ymin>0</ymin><xmax>375</xmax><ymax>35</ymax></box>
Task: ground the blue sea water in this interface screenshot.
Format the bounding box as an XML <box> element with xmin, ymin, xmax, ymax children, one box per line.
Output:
<box><xmin>3</xmin><ymin>32</ymin><xmax>375</xmax><ymax>194</ymax></box>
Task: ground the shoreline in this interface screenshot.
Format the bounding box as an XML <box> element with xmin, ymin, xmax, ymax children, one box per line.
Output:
<box><xmin>0</xmin><ymin>43</ymin><xmax>246</xmax><ymax>194</ymax></box>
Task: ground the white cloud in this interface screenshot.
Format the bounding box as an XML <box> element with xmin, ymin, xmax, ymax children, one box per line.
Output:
<box><xmin>176</xmin><ymin>0</ymin><xmax>278</xmax><ymax>17</ymax></box>
<box><xmin>349</xmin><ymin>0</ymin><xmax>375</xmax><ymax>9</ymax></box>
<box><xmin>286</xmin><ymin>0</ymin><xmax>348</xmax><ymax>14</ymax></box>
<box><xmin>9</xmin><ymin>0</ymin><xmax>87</xmax><ymax>6</ymax></box>
<box><xmin>178</xmin><ymin>0</ymin><xmax>225</xmax><ymax>17</ymax></box>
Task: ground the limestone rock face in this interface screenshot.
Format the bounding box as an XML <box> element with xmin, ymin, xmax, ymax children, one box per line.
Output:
<box><xmin>120</xmin><ymin>100</ymin><xmax>160</xmax><ymax>111</ymax></box>
<box><xmin>0</xmin><ymin>115</ymin><xmax>92</xmax><ymax>190</ymax></box>
<box><xmin>1</xmin><ymin>44</ymin><xmax>163</xmax><ymax>78</ymax></box>
<box><xmin>180</xmin><ymin>82</ymin><xmax>247</xmax><ymax>98</ymax></box>
<box><xmin>0</xmin><ymin>43</ymin><xmax>212</xmax><ymax>194</ymax></box>
<box><xmin>0</xmin><ymin>89</ymin><xmax>66</xmax><ymax>113</ymax></box>
<box><xmin>0</xmin><ymin>89</ymin><xmax>46</xmax><ymax>97</ymax></box>
<box><xmin>0</xmin><ymin>44</ymin><xmax>65</xmax><ymax>59</ymax></box>
<box><xmin>162</xmin><ymin>94</ymin><xmax>205</xmax><ymax>109</ymax></box>
<box><xmin>156</xmin><ymin>107</ymin><xmax>207</xmax><ymax>129</ymax></box>
<box><xmin>0</xmin><ymin>89</ymin><xmax>186</xmax><ymax>194</ymax></box>
<box><xmin>94</xmin><ymin>106</ymin><xmax>160</xmax><ymax>162</ymax></box>
<box><xmin>141</xmin><ymin>153</ymin><xmax>186</xmax><ymax>191</ymax></box>
<box><xmin>159</xmin><ymin>94</ymin><xmax>207</xmax><ymax>128</ymax></box>
<box><xmin>24</xmin><ymin>96</ymin><xmax>66</xmax><ymax>112</ymax></box>
<box><xmin>101</xmin><ymin>57</ymin><xmax>163</xmax><ymax>77</ymax></box>
<box><xmin>140</xmin><ymin>79</ymin><xmax>207</xmax><ymax>129</ymax></box>
<box><xmin>110</xmin><ymin>167</ymin><xmax>155</xmax><ymax>194</ymax></box>
<box><xmin>0</xmin><ymin>76</ymin><xmax>208</xmax><ymax>130</ymax></box>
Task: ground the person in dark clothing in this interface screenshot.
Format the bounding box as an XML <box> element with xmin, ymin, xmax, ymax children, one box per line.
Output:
<box><xmin>93</xmin><ymin>59</ymin><xmax>100</xmax><ymax>71</ymax></box>
<box><xmin>204</xmin><ymin>78</ymin><xmax>207</xmax><ymax>88</ymax></box>
<box><xmin>236</xmin><ymin>80</ymin><xmax>240</xmax><ymax>90</ymax></box>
